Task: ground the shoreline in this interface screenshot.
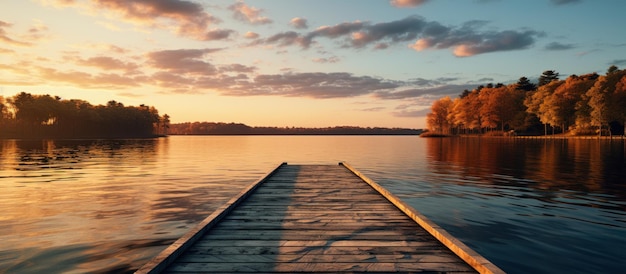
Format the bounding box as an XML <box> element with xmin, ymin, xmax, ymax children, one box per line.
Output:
<box><xmin>421</xmin><ymin>134</ymin><xmax>626</xmax><ymax>140</ymax></box>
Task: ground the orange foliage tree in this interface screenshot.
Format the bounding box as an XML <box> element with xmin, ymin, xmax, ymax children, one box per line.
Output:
<box><xmin>427</xmin><ymin>66</ymin><xmax>626</xmax><ymax>136</ymax></box>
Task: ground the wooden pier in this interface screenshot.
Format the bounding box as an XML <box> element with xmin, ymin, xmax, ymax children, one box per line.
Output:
<box><xmin>136</xmin><ymin>163</ymin><xmax>504</xmax><ymax>274</ymax></box>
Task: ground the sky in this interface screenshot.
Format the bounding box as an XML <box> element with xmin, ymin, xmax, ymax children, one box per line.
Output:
<box><xmin>1</xmin><ymin>0</ymin><xmax>625</xmax><ymax>129</ymax></box>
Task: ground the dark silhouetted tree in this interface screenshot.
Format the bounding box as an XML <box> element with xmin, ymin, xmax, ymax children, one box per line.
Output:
<box><xmin>516</xmin><ymin>77</ymin><xmax>536</xmax><ymax>91</ymax></box>
<box><xmin>538</xmin><ymin>70</ymin><xmax>559</xmax><ymax>86</ymax></box>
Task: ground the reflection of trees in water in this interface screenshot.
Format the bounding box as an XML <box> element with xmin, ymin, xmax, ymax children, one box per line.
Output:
<box><xmin>1</xmin><ymin>139</ymin><xmax>159</xmax><ymax>174</ymax></box>
<box><xmin>425</xmin><ymin>137</ymin><xmax>626</xmax><ymax>202</ymax></box>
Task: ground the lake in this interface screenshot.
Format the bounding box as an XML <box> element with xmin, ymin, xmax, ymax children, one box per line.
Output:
<box><xmin>1</xmin><ymin>136</ymin><xmax>625</xmax><ymax>273</ymax></box>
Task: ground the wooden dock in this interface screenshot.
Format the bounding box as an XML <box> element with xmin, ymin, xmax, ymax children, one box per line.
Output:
<box><xmin>136</xmin><ymin>163</ymin><xmax>504</xmax><ymax>274</ymax></box>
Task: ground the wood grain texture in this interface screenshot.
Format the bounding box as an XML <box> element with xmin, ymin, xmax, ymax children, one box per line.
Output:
<box><xmin>137</xmin><ymin>163</ymin><xmax>503</xmax><ymax>274</ymax></box>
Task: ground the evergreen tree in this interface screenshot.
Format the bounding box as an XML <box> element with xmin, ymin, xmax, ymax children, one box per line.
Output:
<box><xmin>516</xmin><ymin>77</ymin><xmax>536</xmax><ymax>91</ymax></box>
<box><xmin>538</xmin><ymin>70</ymin><xmax>559</xmax><ymax>86</ymax></box>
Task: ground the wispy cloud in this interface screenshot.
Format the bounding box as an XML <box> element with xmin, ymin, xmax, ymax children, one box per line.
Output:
<box><xmin>550</xmin><ymin>0</ymin><xmax>582</xmax><ymax>5</ymax></box>
<box><xmin>229</xmin><ymin>1</ymin><xmax>273</xmax><ymax>25</ymax></box>
<box><xmin>393</xmin><ymin>108</ymin><xmax>430</xmax><ymax>117</ymax></box>
<box><xmin>545</xmin><ymin>41</ymin><xmax>576</xmax><ymax>50</ymax></box>
<box><xmin>0</xmin><ymin>21</ymin><xmax>32</xmax><ymax>46</ymax></box>
<box><xmin>312</xmin><ymin>56</ymin><xmax>340</xmax><ymax>63</ymax></box>
<box><xmin>73</xmin><ymin>56</ymin><xmax>140</xmax><ymax>73</ymax></box>
<box><xmin>375</xmin><ymin>84</ymin><xmax>475</xmax><ymax>99</ymax></box>
<box><xmin>37</xmin><ymin>67</ymin><xmax>144</xmax><ymax>89</ymax></box>
<box><xmin>609</xmin><ymin>59</ymin><xmax>626</xmax><ymax>66</ymax></box>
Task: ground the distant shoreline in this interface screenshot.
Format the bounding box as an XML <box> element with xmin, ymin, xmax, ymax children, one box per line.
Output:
<box><xmin>168</xmin><ymin>122</ymin><xmax>424</xmax><ymax>135</ymax></box>
<box><xmin>168</xmin><ymin>133</ymin><xmax>421</xmax><ymax>136</ymax></box>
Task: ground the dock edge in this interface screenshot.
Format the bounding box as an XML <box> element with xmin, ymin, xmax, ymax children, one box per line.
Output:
<box><xmin>134</xmin><ymin>162</ymin><xmax>288</xmax><ymax>274</ymax></box>
<box><xmin>339</xmin><ymin>161</ymin><xmax>506</xmax><ymax>274</ymax></box>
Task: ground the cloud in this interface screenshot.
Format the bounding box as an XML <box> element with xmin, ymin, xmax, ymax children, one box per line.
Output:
<box><xmin>545</xmin><ymin>41</ymin><xmax>576</xmax><ymax>50</ymax></box>
<box><xmin>147</xmin><ymin>48</ymin><xmax>222</xmax><ymax>75</ymax></box>
<box><xmin>251</xmin><ymin>15</ymin><xmax>542</xmax><ymax>56</ymax></box>
<box><xmin>576</xmin><ymin>49</ymin><xmax>600</xmax><ymax>57</ymax></box>
<box><xmin>43</xmin><ymin>0</ymin><xmax>222</xmax><ymax>41</ymax></box>
<box><xmin>550</xmin><ymin>0</ymin><xmax>582</xmax><ymax>5</ymax></box>
<box><xmin>393</xmin><ymin>107</ymin><xmax>430</xmax><ymax>117</ymax></box>
<box><xmin>312</xmin><ymin>56</ymin><xmax>340</xmax><ymax>63</ymax></box>
<box><xmin>218</xmin><ymin>63</ymin><xmax>257</xmax><ymax>73</ymax></box>
<box><xmin>24</xmin><ymin>21</ymin><xmax>50</xmax><ymax>41</ymax></box>
<box><xmin>376</xmin><ymin>84</ymin><xmax>476</xmax><ymax>99</ymax></box>
<box><xmin>204</xmin><ymin>29</ymin><xmax>235</xmax><ymax>40</ymax></box>
<box><xmin>374</xmin><ymin>43</ymin><xmax>389</xmax><ymax>50</ymax></box>
<box><xmin>254</xmin><ymin>31</ymin><xmax>306</xmax><ymax>47</ymax></box>
<box><xmin>609</xmin><ymin>59</ymin><xmax>626</xmax><ymax>66</ymax></box>
<box><xmin>450</xmin><ymin>30</ymin><xmax>540</xmax><ymax>57</ymax></box>
<box><xmin>38</xmin><ymin>66</ymin><xmax>143</xmax><ymax>88</ymax></box>
<box><xmin>290</xmin><ymin>17</ymin><xmax>308</xmax><ymax>29</ymax></box>
<box><xmin>0</xmin><ymin>21</ymin><xmax>32</xmax><ymax>46</ymax></box>
<box><xmin>75</xmin><ymin>56</ymin><xmax>140</xmax><ymax>73</ymax></box>
<box><xmin>358</xmin><ymin>106</ymin><xmax>387</xmax><ymax>112</ymax></box>
<box><xmin>229</xmin><ymin>1</ymin><xmax>273</xmax><ymax>25</ymax></box>
<box><xmin>390</xmin><ymin>0</ymin><xmax>430</xmax><ymax>8</ymax></box>
<box><xmin>473</xmin><ymin>77</ymin><xmax>495</xmax><ymax>83</ymax></box>
<box><xmin>244</xmin><ymin>31</ymin><xmax>259</xmax><ymax>39</ymax></box>
<box><xmin>391</xmin><ymin>102</ymin><xmax>432</xmax><ymax>117</ymax></box>
<box><xmin>224</xmin><ymin>72</ymin><xmax>400</xmax><ymax>98</ymax></box>
<box><xmin>348</xmin><ymin>16</ymin><xmax>428</xmax><ymax>48</ymax></box>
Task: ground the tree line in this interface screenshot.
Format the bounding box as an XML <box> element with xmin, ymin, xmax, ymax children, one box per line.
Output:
<box><xmin>169</xmin><ymin>122</ymin><xmax>422</xmax><ymax>135</ymax></box>
<box><xmin>0</xmin><ymin>92</ymin><xmax>170</xmax><ymax>138</ymax></box>
<box><xmin>426</xmin><ymin>66</ymin><xmax>626</xmax><ymax>136</ymax></box>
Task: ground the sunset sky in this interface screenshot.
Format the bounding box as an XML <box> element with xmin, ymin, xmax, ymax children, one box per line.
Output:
<box><xmin>1</xmin><ymin>0</ymin><xmax>625</xmax><ymax>128</ymax></box>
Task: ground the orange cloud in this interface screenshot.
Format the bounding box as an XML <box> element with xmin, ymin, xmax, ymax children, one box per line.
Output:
<box><xmin>290</xmin><ymin>17</ymin><xmax>308</xmax><ymax>29</ymax></box>
<box><xmin>409</xmin><ymin>38</ymin><xmax>433</xmax><ymax>51</ymax></box>
<box><xmin>244</xmin><ymin>31</ymin><xmax>259</xmax><ymax>39</ymax></box>
<box><xmin>38</xmin><ymin>67</ymin><xmax>142</xmax><ymax>88</ymax></box>
<box><xmin>75</xmin><ymin>56</ymin><xmax>140</xmax><ymax>73</ymax></box>
<box><xmin>452</xmin><ymin>45</ymin><xmax>474</xmax><ymax>57</ymax></box>
<box><xmin>0</xmin><ymin>21</ymin><xmax>32</xmax><ymax>46</ymax></box>
<box><xmin>229</xmin><ymin>1</ymin><xmax>273</xmax><ymax>25</ymax></box>
<box><xmin>390</xmin><ymin>0</ymin><xmax>430</xmax><ymax>8</ymax></box>
<box><xmin>40</xmin><ymin>0</ymin><xmax>223</xmax><ymax>41</ymax></box>
<box><xmin>147</xmin><ymin>48</ymin><xmax>222</xmax><ymax>75</ymax></box>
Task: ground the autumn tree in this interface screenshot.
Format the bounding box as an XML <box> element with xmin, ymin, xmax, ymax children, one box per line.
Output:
<box><xmin>426</xmin><ymin>96</ymin><xmax>454</xmax><ymax>134</ymax></box>
<box><xmin>452</xmin><ymin>89</ymin><xmax>482</xmax><ymax>133</ymax></box>
<box><xmin>525</xmin><ymin>80</ymin><xmax>563</xmax><ymax>135</ymax></box>
<box><xmin>586</xmin><ymin>76</ymin><xmax>610</xmax><ymax>135</ymax></box>
<box><xmin>605</xmin><ymin>68</ymin><xmax>626</xmax><ymax>135</ymax></box>
<box><xmin>478</xmin><ymin>86</ymin><xmax>502</xmax><ymax>130</ymax></box>
<box><xmin>546</xmin><ymin>74</ymin><xmax>597</xmax><ymax>132</ymax></box>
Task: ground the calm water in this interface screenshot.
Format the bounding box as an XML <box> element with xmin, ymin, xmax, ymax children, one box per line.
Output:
<box><xmin>1</xmin><ymin>136</ymin><xmax>625</xmax><ymax>273</ymax></box>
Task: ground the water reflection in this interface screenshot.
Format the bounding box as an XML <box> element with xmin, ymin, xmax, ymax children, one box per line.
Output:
<box><xmin>0</xmin><ymin>139</ymin><xmax>171</xmax><ymax>273</ymax></box>
<box><xmin>1</xmin><ymin>136</ymin><xmax>625</xmax><ymax>274</ymax></box>
<box><xmin>419</xmin><ymin>137</ymin><xmax>626</xmax><ymax>273</ymax></box>
<box><xmin>425</xmin><ymin>137</ymin><xmax>626</xmax><ymax>202</ymax></box>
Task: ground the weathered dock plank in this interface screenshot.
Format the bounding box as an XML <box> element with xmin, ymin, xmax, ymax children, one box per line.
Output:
<box><xmin>136</xmin><ymin>163</ymin><xmax>504</xmax><ymax>274</ymax></box>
